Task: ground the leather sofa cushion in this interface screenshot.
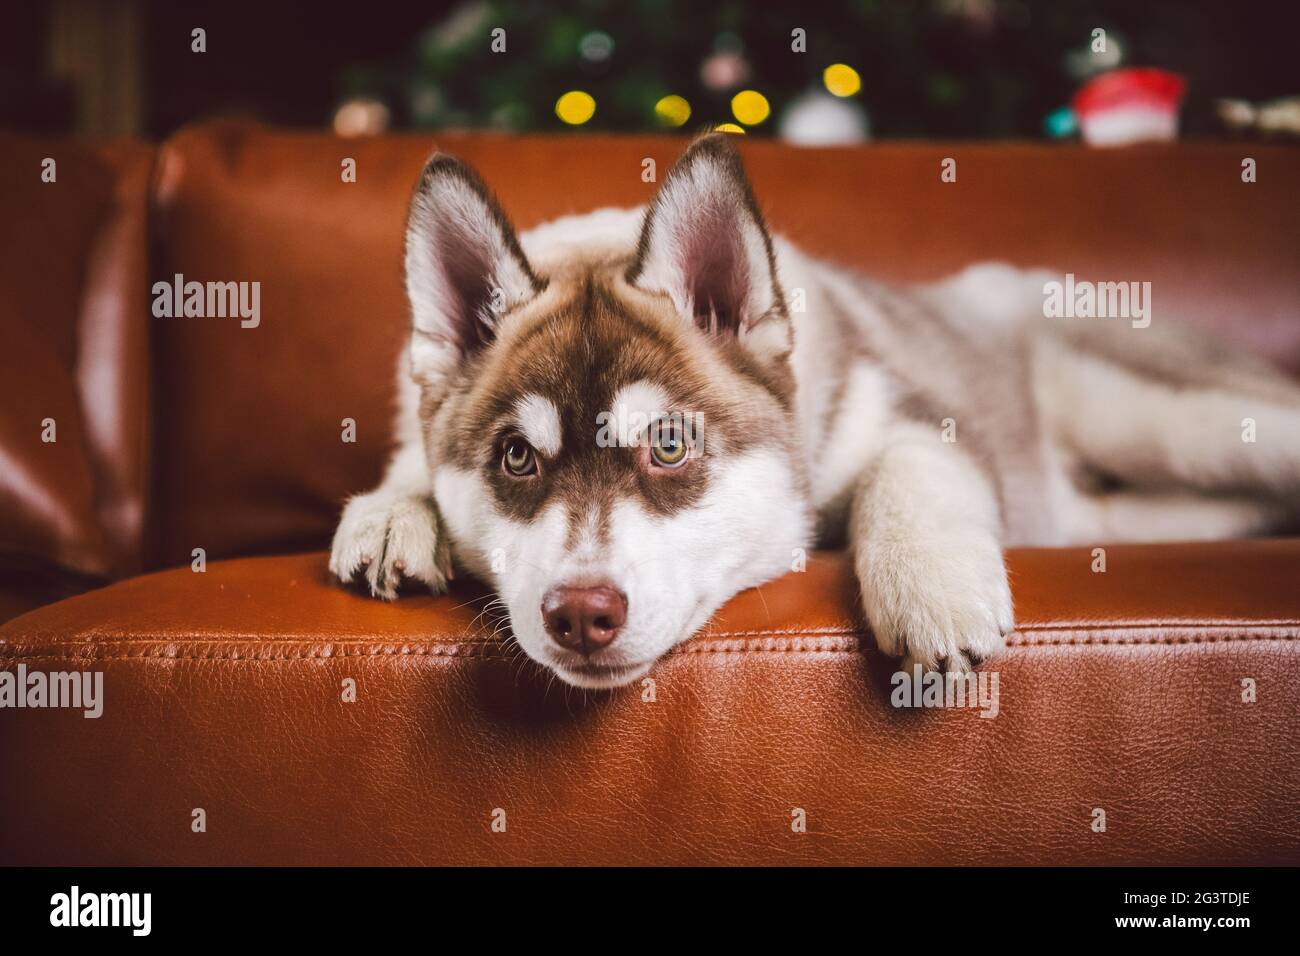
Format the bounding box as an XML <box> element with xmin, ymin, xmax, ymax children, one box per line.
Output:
<box><xmin>0</xmin><ymin>135</ymin><xmax>153</xmax><ymax>593</ymax></box>
<box><xmin>144</xmin><ymin>123</ymin><xmax>1300</xmax><ymax>570</ymax></box>
<box><xmin>2</xmin><ymin>540</ymin><xmax>1296</xmax><ymax>865</ymax></box>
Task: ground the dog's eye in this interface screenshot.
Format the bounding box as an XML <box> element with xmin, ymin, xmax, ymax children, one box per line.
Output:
<box><xmin>650</xmin><ymin>421</ymin><xmax>689</xmax><ymax>468</ymax></box>
<box><xmin>502</xmin><ymin>437</ymin><xmax>537</xmax><ymax>477</ymax></box>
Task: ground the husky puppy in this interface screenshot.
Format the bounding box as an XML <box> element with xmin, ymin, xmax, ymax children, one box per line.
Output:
<box><xmin>331</xmin><ymin>134</ymin><xmax>1300</xmax><ymax>688</ymax></box>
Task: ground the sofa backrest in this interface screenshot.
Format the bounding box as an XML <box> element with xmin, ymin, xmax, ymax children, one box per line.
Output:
<box><xmin>3</xmin><ymin>122</ymin><xmax>1299</xmax><ymax>589</ymax></box>
<box><xmin>0</xmin><ymin>134</ymin><xmax>153</xmax><ymax>618</ymax></box>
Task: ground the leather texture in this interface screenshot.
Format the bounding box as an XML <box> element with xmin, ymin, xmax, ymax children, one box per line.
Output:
<box><xmin>0</xmin><ymin>133</ymin><xmax>153</xmax><ymax>612</ymax></box>
<box><xmin>2</xmin><ymin>543</ymin><xmax>1297</xmax><ymax>865</ymax></box>
<box><xmin>1</xmin><ymin>123</ymin><xmax>1298</xmax><ymax>865</ymax></box>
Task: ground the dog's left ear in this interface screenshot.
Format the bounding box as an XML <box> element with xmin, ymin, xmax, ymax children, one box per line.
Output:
<box><xmin>627</xmin><ymin>133</ymin><xmax>789</xmax><ymax>360</ymax></box>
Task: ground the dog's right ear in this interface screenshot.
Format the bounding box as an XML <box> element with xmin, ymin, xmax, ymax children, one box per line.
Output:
<box><xmin>404</xmin><ymin>154</ymin><xmax>543</xmax><ymax>386</ymax></box>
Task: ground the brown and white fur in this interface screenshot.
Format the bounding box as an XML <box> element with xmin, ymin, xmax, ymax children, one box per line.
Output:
<box><xmin>331</xmin><ymin>134</ymin><xmax>1300</xmax><ymax>688</ymax></box>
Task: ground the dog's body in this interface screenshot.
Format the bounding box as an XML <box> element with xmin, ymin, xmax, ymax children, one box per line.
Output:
<box><xmin>331</xmin><ymin>135</ymin><xmax>1300</xmax><ymax>687</ymax></box>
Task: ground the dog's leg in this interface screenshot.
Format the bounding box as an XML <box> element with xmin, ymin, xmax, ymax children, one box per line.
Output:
<box><xmin>849</xmin><ymin>421</ymin><xmax>1013</xmax><ymax>671</ymax></box>
<box><xmin>1038</xmin><ymin>338</ymin><xmax>1300</xmax><ymax>498</ymax></box>
<box><xmin>329</xmin><ymin>377</ymin><xmax>452</xmax><ymax>600</ymax></box>
<box><xmin>1059</xmin><ymin>487</ymin><xmax>1286</xmax><ymax>544</ymax></box>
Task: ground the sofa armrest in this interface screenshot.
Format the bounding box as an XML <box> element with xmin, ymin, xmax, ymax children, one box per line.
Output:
<box><xmin>2</xmin><ymin>542</ymin><xmax>1298</xmax><ymax>865</ymax></box>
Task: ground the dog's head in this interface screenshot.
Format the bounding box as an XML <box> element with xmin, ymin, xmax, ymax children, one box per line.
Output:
<box><xmin>404</xmin><ymin>135</ymin><xmax>813</xmax><ymax>688</ymax></box>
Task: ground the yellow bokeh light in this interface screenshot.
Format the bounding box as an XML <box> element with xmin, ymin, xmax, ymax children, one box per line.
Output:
<box><xmin>654</xmin><ymin>94</ymin><xmax>692</xmax><ymax>127</ymax></box>
<box><xmin>730</xmin><ymin>90</ymin><xmax>770</xmax><ymax>126</ymax></box>
<box><xmin>823</xmin><ymin>64</ymin><xmax>862</xmax><ymax>97</ymax></box>
<box><xmin>555</xmin><ymin>90</ymin><xmax>596</xmax><ymax>125</ymax></box>
<box><xmin>713</xmin><ymin>123</ymin><xmax>745</xmax><ymax>134</ymax></box>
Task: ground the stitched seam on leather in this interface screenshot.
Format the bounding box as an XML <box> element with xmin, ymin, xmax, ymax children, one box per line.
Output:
<box><xmin>0</xmin><ymin>653</ymin><xmax>531</xmax><ymax>664</ymax></box>
<box><xmin>5</xmin><ymin>619</ymin><xmax>1298</xmax><ymax>647</ymax></box>
<box><xmin>1014</xmin><ymin>619</ymin><xmax>1300</xmax><ymax>630</ymax></box>
<box><xmin>3</xmin><ymin>627</ymin><xmax>1299</xmax><ymax>661</ymax></box>
<box><xmin>0</xmin><ymin>649</ymin><xmax>513</xmax><ymax>662</ymax></box>
<box><xmin>5</xmin><ymin>616</ymin><xmax>1294</xmax><ymax>647</ymax></box>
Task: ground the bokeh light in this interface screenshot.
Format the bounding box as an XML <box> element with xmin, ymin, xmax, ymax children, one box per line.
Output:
<box><xmin>654</xmin><ymin>94</ymin><xmax>691</xmax><ymax>127</ymax></box>
<box><xmin>555</xmin><ymin>90</ymin><xmax>596</xmax><ymax>125</ymax></box>
<box><xmin>713</xmin><ymin>123</ymin><xmax>745</xmax><ymax>134</ymax></box>
<box><xmin>730</xmin><ymin>89</ymin><xmax>770</xmax><ymax>125</ymax></box>
<box><xmin>578</xmin><ymin>31</ymin><xmax>614</xmax><ymax>63</ymax></box>
<box><xmin>333</xmin><ymin>97</ymin><xmax>391</xmax><ymax>137</ymax></box>
<box><xmin>823</xmin><ymin>64</ymin><xmax>862</xmax><ymax>97</ymax></box>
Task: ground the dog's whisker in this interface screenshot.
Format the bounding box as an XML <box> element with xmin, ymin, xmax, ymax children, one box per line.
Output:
<box><xmin>448</xmin><ymin>591</ymin><xmax>504</xmax><ymax>613</ymax></box>
<box><xmin>752</xmin><ymin>585</ymin><xmax>772</xmax><ymax>626</ymax></box>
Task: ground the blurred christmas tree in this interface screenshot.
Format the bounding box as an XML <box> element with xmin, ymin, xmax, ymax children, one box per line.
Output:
<box><xmin>334</xmin><ymin>0</ymin><xmax>1264</xmax><ymax>140</ymax></box>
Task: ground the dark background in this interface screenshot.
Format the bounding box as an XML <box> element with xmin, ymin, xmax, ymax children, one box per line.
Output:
<box><xmin>1</xmin><ymin>0</ymin><xmax>1297</xmax><ymax>140</ymax></box>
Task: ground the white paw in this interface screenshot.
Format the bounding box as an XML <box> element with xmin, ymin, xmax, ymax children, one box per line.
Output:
<box><xmin>329</xmin><ymin>491</ymin><xmax>451</xmax><ymax>600</ymax></box>
<box><xmin>856</xmin><ymin>526</ymin><xmax>1013</xmax><ymax>671</ymax></box>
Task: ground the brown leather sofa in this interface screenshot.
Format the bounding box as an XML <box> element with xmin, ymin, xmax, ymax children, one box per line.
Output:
<box><xmin>2</xmin><ymin>123</ymin><xmax>1298</xmax><ymax>865</ymax></box>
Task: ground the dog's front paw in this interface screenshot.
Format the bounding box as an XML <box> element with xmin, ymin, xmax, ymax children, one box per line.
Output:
<box><xmin>855</xmin><ymin>527</ymin><xmax>1013</xmax><ymax>671</ymax></box>
<box><xmin>329</xmin><ymin>491</ymin><xmax>452</xmax><ymax>600</ymax></box>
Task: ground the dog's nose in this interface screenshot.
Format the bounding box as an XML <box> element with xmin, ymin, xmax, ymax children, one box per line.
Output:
<box><xmin>541</xmin><ymin>584</ymin><xmax>627</xmax><ymax>654</ymax></box>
